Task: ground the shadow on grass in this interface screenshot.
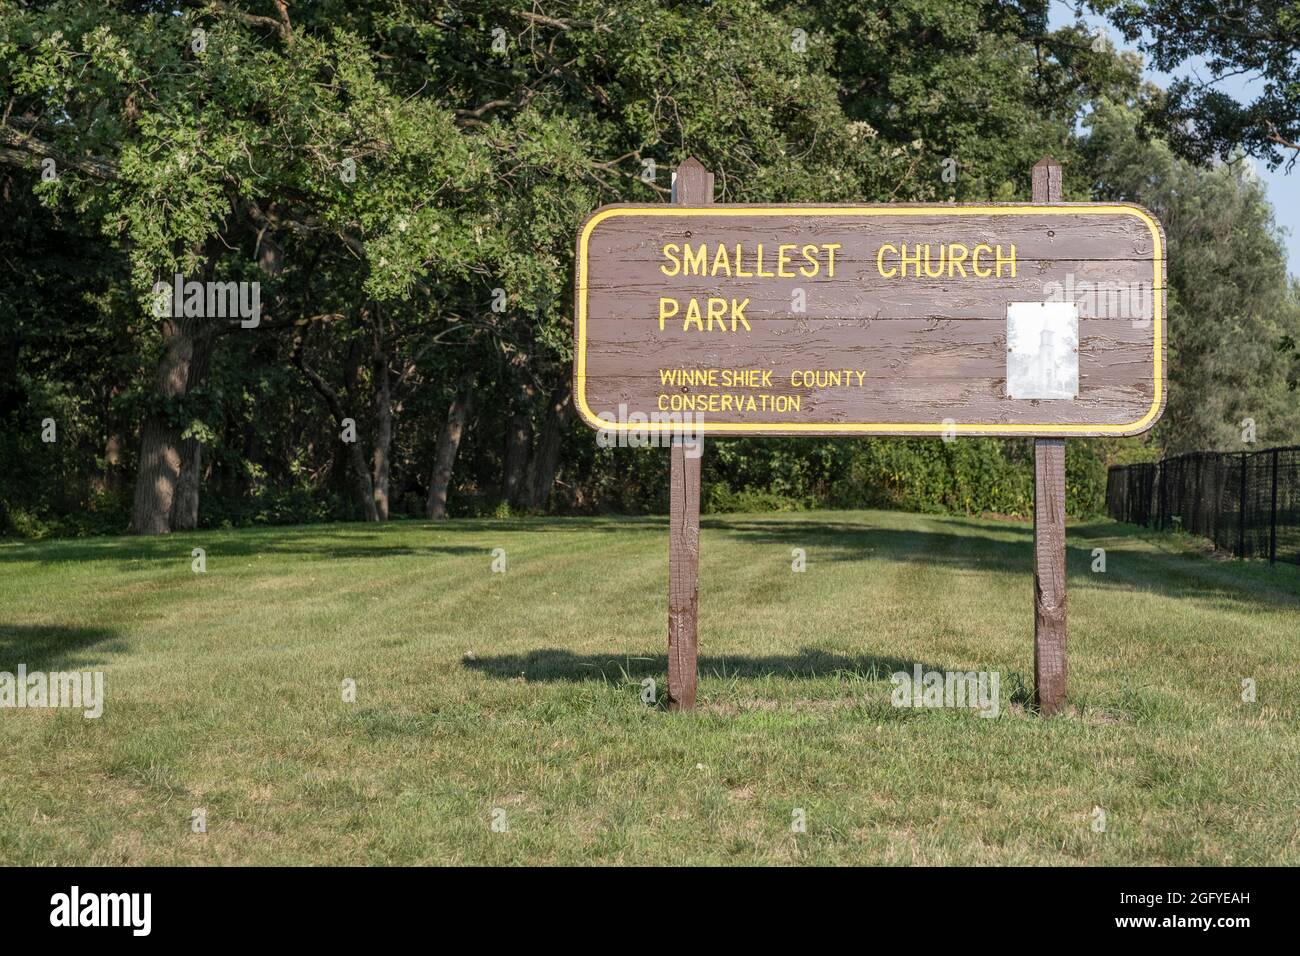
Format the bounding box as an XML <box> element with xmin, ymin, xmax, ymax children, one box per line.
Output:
<box><xmin>0</xmin><ymin>516</ymin><xmax>664</xmax><ymax>566</ymax></box>
<box><xmin>4</xmin><ymin>511</ymin><xmax>1294</xmax><ymax>614</ymax></box>
<box><xmin>0</xmin><ymin>624</ymin><xmax>126</xmax><ymax>671</ymax></box>
<box><xmin>706</xmin><ymin>514</ymin><xmax>1300</xmax><ymax>612</ymax></box>
<box><xmin>0</xmin><ymin>532</ymin><xmax>483</xmax><ymax>566</ymax></box>
<box><xmin>463</xmin><ymin>647</ymin><xmax>954</xmax><ymax>683</ymax></box>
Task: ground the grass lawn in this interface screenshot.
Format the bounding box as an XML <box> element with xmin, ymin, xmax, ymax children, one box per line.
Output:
<box><xmin>1</xmin><ymin>509</ymin><xmax>1297</xmax><ymax>865</ymax></box>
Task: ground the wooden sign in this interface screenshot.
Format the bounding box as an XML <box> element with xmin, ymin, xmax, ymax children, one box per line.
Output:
<box><xmin>575</xmin><ymin>157</ymin><xmax>1150</xmax><ymax>715</ymax></box>
<box><xmin>574</xmin><ymin>203</ymin><xmax>1165</xmax><ymax>437</ymax></box>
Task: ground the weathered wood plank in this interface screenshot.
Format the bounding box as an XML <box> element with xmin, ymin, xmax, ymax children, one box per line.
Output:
<box><xmin>583</xmin><ymin>316</ymin><xmax>1156</xmax><ymax>432</ymax></box>
<box><xmin>586</xmin><ymin>256</ymin><xmax>1163</xmax><ymax>321</ymax></box>
<box><xmin>584</xmin><ymin>206</ymin><xmax>1159</xmax><ymax>261</ymax></box>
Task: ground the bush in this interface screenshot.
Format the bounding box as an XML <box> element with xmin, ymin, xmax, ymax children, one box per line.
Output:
<box><xmin>823</xmin><ymin>438</ymin><xmax>1109</xmax><ymax>519</ymax></box>
<box><xmin>703</xmin><ymin>484</ymin><xmax>809</xmax><ymax>514</ymax></box>
<box><xmin>198</xmin><ymin>488</ymin><xmax>358</xmax><ymax>529</ymax></box>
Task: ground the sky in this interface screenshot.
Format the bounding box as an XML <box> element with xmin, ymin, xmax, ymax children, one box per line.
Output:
<box><xmin>1048</xmin><ymin>1</ymin><xmax>1299</xmax><ymax>279</ymax></box>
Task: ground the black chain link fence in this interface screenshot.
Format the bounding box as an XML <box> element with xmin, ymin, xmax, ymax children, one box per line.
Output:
<box><xmin>1106</xmin><ymin>446</ymin><xmax>1300</xmax><ymax>565</ymax></box>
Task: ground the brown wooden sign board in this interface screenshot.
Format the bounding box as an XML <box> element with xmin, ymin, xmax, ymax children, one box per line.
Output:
<box><xmin>574</xmin><ymin>203</ymin><xmax>1166</xmax><ymax>438</ymax></box>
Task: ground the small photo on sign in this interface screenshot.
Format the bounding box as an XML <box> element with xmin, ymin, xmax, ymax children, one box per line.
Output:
<box><xmin>1006</xmin><ymin>301</ymin><xmax>1079</xmax><ymax>400</ymax></box>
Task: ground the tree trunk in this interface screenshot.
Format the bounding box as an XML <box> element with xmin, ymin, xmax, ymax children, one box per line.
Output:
<box><xmin>342</xmin><ymin>335</ymin><xmax>379</xmax><ymax>522</ymax></box>
<box><xmin>427</xmin><ymin>371</ymin><xmax>476</xmax><ymax>519</ymax></box>
<box><xmin>503</xmin><ymin>409</ymin><xmax>532</xmax><ymax>507</ymax></box>
<box><xmin>523</xmin><ymin>386</ymin><xmax>572</xmax><ymax>510</ymax></box>
<box><xmin>502</xmin><ymin>352</ymin><xmax>535</xmax><ymax>508</ymax></box>
<box><xmin>293</xmin><ymin>329</ymin><xmax>378</xmax><ymax>522</ymax></box>
<box><xmin>131</xmin><ymin>316</ymin><xmax>198</xmax><ymax>534</ymax></box>
<box><xmin>0</xmin><ymin>328</ymin><xmax>20</xmax><ymax>418</ymax></box>
<box><xmin>370</xmin><ymin>342</ymin><xmax>392</xmax><ymax>521</ymax></box>
<box><xmin>348</xmin><ymin>441</ymin><xmax>379</xmax><ymax>521</ymax></box>
<box><xmin>170</xmin><ymin>440</ymin><xmax>202</xmax><ymax>530</ymax></box>
<box><xmin>131</xmin><ymin>416</ymin><xmax>182</xmax><ymax>534</ymax></box>
<box><xmin>170</xmin><ymin>322</ymin><xmax>214</xmax><ymax>530</ymax></box>
<box><xmin>103</xmin><ymin>433</ymin><xmax>123</xmax><ymax>493</ymax></box>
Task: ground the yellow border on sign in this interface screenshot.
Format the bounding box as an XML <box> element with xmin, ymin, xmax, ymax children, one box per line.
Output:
<box><xmin>573</xmin><ymin>204</ymin><xmax>1165</xmax><ymax>435</ymax></box>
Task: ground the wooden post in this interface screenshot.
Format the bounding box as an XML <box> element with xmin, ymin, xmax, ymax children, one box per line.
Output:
<box><xmin>666</xmin><ymin>158</ymin><xmax>713</xmax><ymax>711</ymax></box>
<box><xmin>1033</xmin><ymin>438</ymin><xmax>1068</xmax><ymax>714</ymax></box>
<box><xmin>1269</xmin><ymin>448</ymin><xmax>1279</xmax><ymax>565</ymax></box>
<box><xmin>1158</xmin><ymin>459</ymin><xmax>1167</xmax><ymax>530</ymax></box>
<box><xmin>1032</xmin><ymin>157</ymin><xmax>1067</xmax><ymax>715</ymax></box>
<box><xmin>1238</xmin><ymin>452</ymin><xmax>1249</xmax><ymax>558</ymax></box>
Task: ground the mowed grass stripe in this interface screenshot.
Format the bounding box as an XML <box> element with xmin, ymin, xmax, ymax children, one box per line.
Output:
<box><xmin>0</xmin><ymin>510</ymin><xmax>1297</xmax><ymax>865</ymax></box>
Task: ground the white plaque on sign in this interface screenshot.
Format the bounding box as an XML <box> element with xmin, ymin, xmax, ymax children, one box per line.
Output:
<box><xmin>1006</xmin><ymin>301</ymin><xmax>1079</xmax><ymax>400</ymax></box>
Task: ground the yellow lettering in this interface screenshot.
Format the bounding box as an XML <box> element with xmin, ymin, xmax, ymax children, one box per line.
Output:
<box><xmin>971</xmin><ymin>244</ymin><xmax>993</xmax><ymax>278</ymax></box>
<box><xmin>996</xmin><ymin>244</ymin><xmax>1016</xmax><ymax>277</ymax></box>
<box><xmin>684</xmin><ymin>298</ymin><xmax>703</xmax><ymax>331</ymax></box>
<box><xmin>660</xmin><ymin>244</ymin><xmax>681</xmax><ymax>277</ymax></box>
<box><xmin>778</xmin><ymin>244</ymin><xmax>796</xmax><ymax>278</ymax></box>
<box><xmin>731</xmin><ymin>298</ymin><xmax>751</xmax><ymax>332</ymax></box>
<box><xmin>658</xmin><ymin>297</ymin><xmax>678</xmax><ymax>331</ymax></box>
<box><xmin>947</xmin><ymin>243</ymin><xmax>969</xmax><ymax>278</ymax></box>
<box><xmin>877</xmin><ymin>243</ymin><xmax>899</xmax><ymax>278</ymax></box>
<box><xmin>921</xmin><ymin>243</ymin><xmax>945</xmax><ymax>279</ymax></box>
<box><xmin>735</xmin><ymin>244</ymin><xmax>753</xmax><ymax>277</ymax></box>
<box><xmin>707</xmin><ymin>297</ymin><xmax>728</xmax><ymax>331</ymax></box>
<box><xmin>900</xmin><ymin>243</ymin><xmax>922</xmax><ymax>278</ymax></box>
<box><xmin>682</xmin><ymin>243</ymin><xmax>707</xmax><ymax>276</ymax></box>
<box><xmin>800</xmin><ymin>244</ymin><xmax>820</xmax><ymax>278</ymax></box>
<box><xmin>822</xmin><ymin>243</ymin><xmax>841</xmax><ymax>278</ymax></box>
<box><xmin>711</xmin><ymin>245</ymin><xmax>732</xmax><ymax>277</ymax></box>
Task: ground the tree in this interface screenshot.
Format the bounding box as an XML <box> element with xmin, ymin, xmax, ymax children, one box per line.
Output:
<box><xmin>0</xmin><ymin>1</ymin><xmax>491</xmax><ymax>531</ymax></box>
<box><xmin>1082</xmin><ymin>99</ymin><xmax>1300</xmax><ymax>452</ymax></box>
<box><xmin>4</xmin><ymin>1</ymin><xmax>1295</xmax><ymax>537</ymax></box>
<box><xmin>1095</xmin><ymin>0</ymin><xmax>1300</xmax><ymax>169</ymax></box>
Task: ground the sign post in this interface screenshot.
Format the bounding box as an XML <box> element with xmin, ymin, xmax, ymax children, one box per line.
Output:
<box><xmin>573</xmin><ymin>156</ymin><xmax>1165</xmax><ymax>715</ymax></box>
<box><xmin>1031</xmin><ymin>157</ymin><xmax>1068</xmax><ymax>716</ymax></box>
<box><xmin>667</xmin><ymin>158</ymin><xmax>712</xmax><ymax>711</ymax></box>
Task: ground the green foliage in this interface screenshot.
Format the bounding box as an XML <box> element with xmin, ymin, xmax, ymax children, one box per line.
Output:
<box><xmin>839</xmin><ymin>439</ymin><xmax>1033</xmax><ymax>515</ymax></box>
<box><xmin>0</xmin><ymin>2</ymin><xmax>1295</xmax><ymax>537</ymax></box>
<box><xmin>1095</xmin><ymin>0</ymin><xmax>1300</xmax><ymax>170</ymax></box>
<box><xmin>703</xmin><ymin>484</ymin><xmax>811</xmax><ymax>514</ymax></box>
<box><xmin>701</xmin><ymin>437</ymin><xmax>1110</xmax><ymax>519</ymax></box>
<box><xmin>1082</xmin><ymin>100</ymin><xmax>1300</xmax><ymax>453</ymax></box>
<box><xmin>200</xmin><ymin>487</ymin><xmax>359</xmax><ymax>528</ymax></box>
